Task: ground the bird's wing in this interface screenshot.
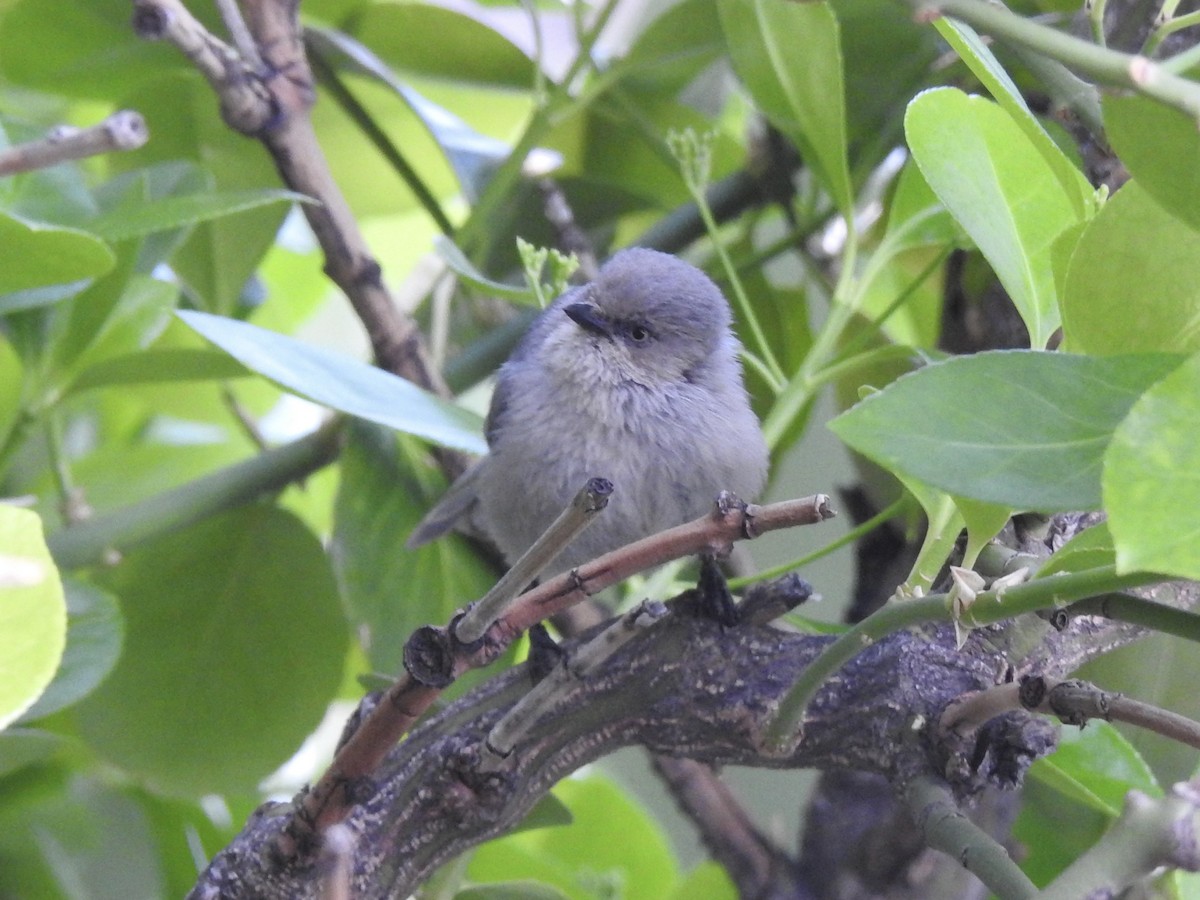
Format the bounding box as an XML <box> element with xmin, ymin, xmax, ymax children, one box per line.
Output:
<box><xmin>405</xmin><ymin>458</ymin><xmax>487</xmax><ymax>548</ymax></box>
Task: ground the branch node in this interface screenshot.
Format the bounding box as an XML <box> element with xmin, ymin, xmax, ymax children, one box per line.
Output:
<box><xmin>403</xmin><ymin>626</ymin><xmax>457</xmax><ymax>688</ymax></box>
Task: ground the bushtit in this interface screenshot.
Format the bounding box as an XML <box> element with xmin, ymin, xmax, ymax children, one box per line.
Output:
<box><xmin>408</xmin><ymin>247</ymin><xmax>769</xmax><ymax>573</ymax></box>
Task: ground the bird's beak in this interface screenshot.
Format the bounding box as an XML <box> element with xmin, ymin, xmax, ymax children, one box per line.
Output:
<box><xmin>564</xmin><ymin>302</ymin><xmax>611</xmax><ymax>337</ymax></box>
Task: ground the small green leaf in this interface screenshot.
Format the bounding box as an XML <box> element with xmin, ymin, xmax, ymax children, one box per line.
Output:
<box><xmin>513</xmin><ymin>793</ymin><xmax>574</xmax><ymax>834</ymax></box>
<box><xmin>954</xmin><ymin>496</ymin><xmax>1012</xmax><ymax>569</ymax></box>
<box><xmin>830</xmin><ymin>351</ymin><xmax>1183</xmax><ymax>512</ymax></box>
<box><xmin>0</xmin><ymin>212</ymin><xmax>113</xmax><ymax>295</ymax></box>
<box><xmin>1036</xmin><ymin>523</ymin><xmax>1114</xmax><ymax>578</ymax></box>
<box><xmin>905</xmin><ymin>88</ymin><xmax>1083</xmax><ymax>348</ymax></box>
<box><xmin>0</xmin><ymin>507</ymin><xmax>67</xmax><ymax>730</ymax></box>
<box><xmin>76</xmin><ymin>506</ymin><xmax>347</xmax><ymax>795</ymax></box>
<box><xmin>436</xmin><ymin>236</ymin><xmax>538</xmax><ymax>304</ymax></box>
<box><xmin>18</xmin><ymin>581</ymin><xmax>123</xmax><ymax>721</ymax></box>
<box><xmin>88</xmin><ymin>188</ymin><xmax>309</xmax><ymax>242</ymax></box>
<box><xmin>718</xmin><ymin>0</ymin><xmax>853</xmax><ymax>217</ymax></box>
<box><xmin>1104</xmin><ymin>94</ymin><xmax>1200</xmax><ymax>232</ymax></box>
<box><xmin>178</xmin><ymin>310</ymin><xmax>487</xmax><ymax>455</ymax></box>
<box><xmin>1062</xmin><ymin>181</ymin><xmax>1200</xmax><ymax>355</ymax></box>
<box><xmin>1105</xmin><ymin>351</ymin><xmax>1200</xmax><ymax>578</ymax></box>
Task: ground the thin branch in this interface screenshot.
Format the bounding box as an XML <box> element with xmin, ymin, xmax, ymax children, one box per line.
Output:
<box><xmin>1038</xmin><ymin>781</ymin><xmax>1200</xmax><ymax>899</ymax></box>
<box><xmin>454</xmin><ymin>478</ymin><xmax>612</xmax><ymax>644</ymax></box>
<box><xmin>0</xmin><ymin>111</ymin><xmax>148</xmax><ymax>176</ymax></box>
<box><xmin>133</xmin><ymin>0</ymin><xmax>469</xmax><ymax>480</ymax></box>
<box><xmin>1069</xmin><ymin>590</ymin><xmax>1200</xmax><ymax>643</ymax></box>
<box><xmin>651</xmin><ymin>755</ymin><xmax>803</xmax><ymax>899</ymax></box>
<box><xmin>904</xmin><ymin>775</ymin><xmax>1038</xmax><ymax>899</ymax></box>
<box><xmin>279</xmin><ymin>493</ymin><xmax>834</xmax><ymax>853</ymax></box>
<box><xmin>214</xmin><ymin>0</ymin><xmax>263</xmax><ymax>72</ymax></box>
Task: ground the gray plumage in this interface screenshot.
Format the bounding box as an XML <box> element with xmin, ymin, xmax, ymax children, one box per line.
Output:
<box><xmin>407</xmin><ymin>247</ymin><xmax>769</xmax><ymax>573</ymax></box>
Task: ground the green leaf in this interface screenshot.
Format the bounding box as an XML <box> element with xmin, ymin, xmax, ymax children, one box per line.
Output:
<box><xmin>619</xmin><ymin>0</ymin><xmax>725</xmax><ymax>95</ymax></box>
<box><xmin>88</xmin><ymin>188</ymin><xmax>309</xmax><ymax>242</ymax></box>
<box><xmin>469</xmin><ymin>774</ymin><xmax>679</xmax><ymax>900</ymax></box>
<box><xmin>18</xmin><ymin>581</ymin><xmax>123</xmax><ymax>721</ymax></box>
<box><xmin>0</xmin><ymin>212</ymin><xmax>113</xmax><ymax>296</ymax></box>
<box><xmin>1104</xmin><ymin>351</ymin><xmax>1200</xmax><ymax>578</ymax></box>
<box><xmin>829</xmin><ymin>350</ymin><xmax>1182</xmax><ymax>512</ymax></box>
<box><xmin>954</xmin><ymin>495</ymin><xmax>1012</xmax><ymax>569</ymax></box>
<box><xmin>1103</xmin><ymin>93</ymin><xmax>1200</xmax><ymax>232</ymax></box>
<box><xmin>60</xmin><ymin>274</ymin><xmax>178</xmax><ymax>383</ymax></box>
<box><xmin>307</xmin><ymin>25</ymin><xmax>513</xmax><ymax>203</ymax></box>
<box><xmin>119</xmin><ymin>77</ymin><xmax>289</xmax><ymax>315</ymax></box>
<box><xmin>669</xmin><ymin>862</ymin><xmax>736</xmax><ymax>900</ymax></box>
<box><xmin>179</xmin><ymin>310</ymin><xmax>487</xmax><ymax>455</ymax></box>
<box><xmin>435</xmin><ymin>236</ymin><xmax>538</xmax><ymax>304</ymax></box>
<box><xmin>75</xmin><ymin>506</ymin><xmax>347</xmax><ymax>795</ymax></box>
<box><xmin>0</xmin><ymin>0</ymin><xmax>185</xmax><ymax>99</ymax></box>
<box><xmin>0</xmin><ymin>507</ymin><xmax>67</xmax><ymax>729</ymax></box>
<box><xmin>933</xmin><ymin>17</ymin><xmax>1091</xmax><ymax>219</ymax></box>
<box><xmin>905</xmin><ymin>88</ymin><xmax>1083</xmax><ymax>348</ymax></box>
<box><xmin>66</xmin><ymin>348</ymin><xmax>252</xmax><ymax>395</ymax></box>
<box><xmin>0</xmin><ymin>728</ymin><xmax>63</xmax><ymax>779</ymax></box>
<box><xmin>351</xmin><ymin>2</ymin><xmax>536</xmax><ymax>89</ymax></box>
<box><xmin>331</xmin><ymin>423</ymin><xmax>495</xmax><ymax>673</ymax></box>
<box><xmin>1062</xmin><ymin>181</ymin><xmax>1200</xmax><ymax>355</ymax></box>
<box><xmin>718</xmin><ymin>0</ymin><xmax>853</xmax><ymax>218</ymax></box>
<box><xmin>1030</xmin><ymin>722</ymin><xmax>1161</xmax><ymax>817</ymax></box>
<box><xmin>514</xmin><ymin>793</ymin><xmax>574</xmax><ymax>834</ymax></box>
<box><xmin>1036</xmin><ymin>522</ymin><xmax>1114</xmax><ymax>578</ymax></box>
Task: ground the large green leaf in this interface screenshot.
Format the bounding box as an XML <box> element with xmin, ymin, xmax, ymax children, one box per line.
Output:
<box><xmin>718</xmin><ymin>0</ymin><xmax>853</xmax><ymax>218</ymax></box>
<box><xmin>829</xmin><ymin>351</ymin><xmax>1182</xmax><ymax>511</ymax></box>
<box><xmin>905</xmin><ymin>88</ymin><xmax>1082</xmax><ymax>348</ymax></box>
<box><xmin>0</xmin><ymin>212</ymin><xmax>113</xmax><ymax>297</ymax></box>
<box><xmin>0</xmin><ymin>507</ymin><xmax>67</xmax><ymax>730</ymax></box>
<box><xmin>1062</xmin><ymin>181</ymin><xmax>1200</xmax><ymax>355</ymax></box>
<box><xmin>1104</xmin><ymin>350</ymin><xmax>1200</xmax><ymax>578</ymax></box>
<box><xmin>76</xmin><ymin>506</ymin><xmax>347</xmax><ymax>795</ymax></box>
<box><xmin>1103</xmin><ymin>94</ymin><xmax>1200</xmax><ymax>233</ymax></box>
<box><xmin>179</xmin><ymin>310</ymin><xmax>487</xmax><ymax>454</ymax></box>
<box><xmin>331</xmin><ymin>423</ymin><xmax>495</xmax><ymax>673</ymax></box>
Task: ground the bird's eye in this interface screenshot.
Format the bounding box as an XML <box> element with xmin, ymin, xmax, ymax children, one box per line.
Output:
<box><xmin>628</xmin><ymin>325</ymin><xmax>651</xmax><ymax>342</ymax></box>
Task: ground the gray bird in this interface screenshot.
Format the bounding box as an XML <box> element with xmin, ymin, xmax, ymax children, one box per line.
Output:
<box><xmin>407</xmin><ymin>247</ymin><xmax>769</xmax><ymax>573</ymax></box>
